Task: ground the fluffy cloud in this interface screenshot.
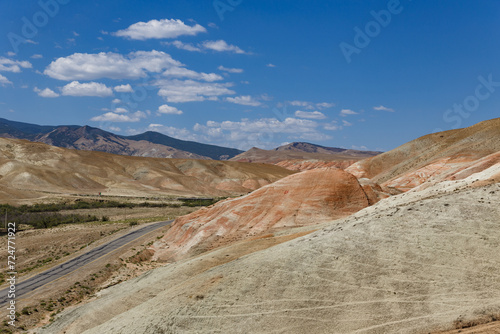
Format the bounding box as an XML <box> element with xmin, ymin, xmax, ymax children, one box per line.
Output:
<box><xmin>193</xmin><ymin>117</ymin><xmax>329</xmax><ymax>149</ymax></box>
<box><xmin>163</xmin><ymin>67</ymin><xmax>222</xmax><ymax>82</ymax></box>
<box><xmin>113</xmin><ymin>19</ymin><xmax>206</xmax><ymax>40</ymax></box>
<box><xmin>114</xmin><ymin>84</ymin><xmax>134</xmax><ymax>93</ymax></box>
<box><xmin>0</xmin><ymin>57</ymin><xmax>32</xmax><ymax>73</ymax></box>
<box><xmin>61</xmin><ymin>81</ymin><xmax>113</xmax><ymax>97</ymax></box>
<box><xmin>316</xmin><ymin>102</ymin><xmax>335</xmax><ymax>109</ymax></box>
<box><xmin>157</xmin><ymin>79</ymin><xmax>235</xmax><ymax>103</ymax></box>
<box><xmin>294</xmin><ymin>110</ymin><xmax>327</xmax><ymax>120</ymax></box>
<box><xmin>289</xmin><ymin>100</ymin><xmax>312</xmax><ymax>108</ymax></box>
<box><xmin>34</xmin><ymin>87</ymin><xmax>59</xmax><ymax>98</ymax></box>
<box><xmin>218</xmin><ymin>65</ymin><xmax>243</xmax><ymax>74</ymax></box>
<box><xmin>201</xmin><ymin>40</ymin><xmax>247</xmax><ymax>54</ymax></box>
<box><xmin>373</xmin><ymin>105</ymin><xmax>394</xmax><ymax>112</ymax></box>
<box><xmin>147</xmin><ymin>124</ymin><xmax>196</xmax><ymax>141</ymax></box>
<box><xmin>91</xmin><ymin>111</ymin><xmax>146</xmax><ymax>122</ymax></box>
<box><xmin>166</xmin><ymin>40</ymin><xmax>202</xmax><ymax>52</ymax></box>
<box><xmin>158</xmin><ymin>104</ymin><xmax>183</xmax><ymax>115</ymax></box>
<box><xmin>267</xmin><ymin>63</ymin><xmax>276</xmax><ymax>68</ymax></box>
<box><xmin>323</xmin><ymin>121</ymin><xmax>341</xmax><ymax>131</ymax></box>
<box><xmin>289</xmin><ymin>101</ymin><xmax>335</xmax><ymax>110</ymax></box>
<box><xmin>0</xmin><ymin>74</ymin><xmax>12</xmax><ymax>86</ymax></box>
<box><xmin>44</xmin><ymin>51</ymin><xmax>182</xmax><ymax>81</ymax></box>
<box><xmin>340</xmin><ymin>109</ymin><xmax>358</xmax><ymax>116</ymax></box>
<box><xmin>166</xmin><ymin>40</ymin><xmax>248</xmax><ymax>54</ymax></box>
<box><xmin>31</xmin><ymin>54</ymin><xmax>43</xmax><ymax>59</ymax></box>
<box><xmin>342</xmin><ymin>120</ymin><xmax>353</xmax><ymax>127</ymax></box>
<box><xmin>226</xmin><ymin>95</ymin><xmax>261</xmax><ymax>107</ymax></box>
<box><xmin>121</xmin><ymin>117</ymin><xmax>335</xmax><ymax>150</ymax></box>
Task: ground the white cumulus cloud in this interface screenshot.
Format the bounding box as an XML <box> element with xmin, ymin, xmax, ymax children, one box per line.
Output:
<box><xmin>158</xmin><ymin>104</ymin><xmax>183</xmax><ymax>115</ymax></box>
<box><xmin>294</xmin><ymin>110</ymin><xmax>326</xmax><ymax>120</ymax></box>
<box><xmin>91</xmin><ymin>111</ymin><xmax>146</xmax><ymax>122</ymax></box>
<box><xmin>166</xmin><ymin>40</ymin><xmax>202</xmax><ymax>52</ymax></box>
<box><xmin>61</xmin><ymin>81</ymin><xmax>113</xmax><ymax>97</ymax></box>
<box><xmin>113</xmin><ymin>19</ymin><xmax>206</xmax><ymax>40</ymax></box>
<box><xmin>0</xmin><ymin>74</ymin><xmax>12</xmax><ymax>86</ymax></box>
<box><xmin>201</xmin><ymin>40</ymin><xmax>247</xmax><ymax>54</ymax></box>
<box><xmin>0</xmin><ymin>57</ymin><xmax>32</xmax><ymax>73</ymax></box>
<box><xmin>156</xmin><ymin>79</ymin><xmax>235</xmax><ymax>103</ymax></box>
<box><xmin>114</xmin><ymin>84</ymin><xmax>134</xmax><ymax>93</ymax></box>
<box><xmin>340</xmin><ymin>109</ymin><xmax>358</xmax><ymax>116</ymax></box>
<box><xmin>193</xmin><ymin>117</ymin><xmax>329</xmax><ymax>150</ymax></box>
<box><xmin>324</xmin><ymin>121</ymin><xmax>340</xmax><ymax>131</ymax></box>
<box><xmin>218</xmin><ymin>66</ymin><xmax>243</xmax><ymax>74</ymax></box>
<box><xmin>226</xmin><ymin>95</ymin><xmax>261</xmax><ymax>107</ymax></box>
<box><xmin>34</xmin><ymin>87</ymin><xmax>59</xmax><ymax>98</ymax></box>
<box><xmin>316</xmin><ymin>102</ymin><xmax>335</xmax><ymax>109</ymax></box>
<box><xmin>44</xmin><ymin>51</ymin><xmax>182</xmax><ymax>81</ymax></box>
<box><xmin>163</xmin><ymin>67</ymin><xmax>222</xmax><ymax>82</ymax></box>
<box><xmin>373</xmin><ymin>105</ymin><xmax>395</xmax><ymax>112</ymax></box>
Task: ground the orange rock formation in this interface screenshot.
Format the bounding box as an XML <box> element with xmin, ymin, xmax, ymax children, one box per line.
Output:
<box><xmin>153</xmin><ymin>168</ymin><xmax>378</xmax><ymax>261</ymax></box>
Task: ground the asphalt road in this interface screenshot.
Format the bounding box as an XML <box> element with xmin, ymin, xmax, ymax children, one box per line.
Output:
<box><xmin>0</xmin><ymin>220</ymin><xmax>172</xmax><ymax>306</ymax></box>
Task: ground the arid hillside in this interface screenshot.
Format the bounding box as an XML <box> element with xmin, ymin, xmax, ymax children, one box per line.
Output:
<box><xmin>152</xmin><ymin>168</ymin><xmax>387</xmax><ymax>262</ymax></box>
<box><xmin>38</xmin><ymin>172</ymin><xmax>500</xmax><ymax>334</ymax></box>
<box><xmin>346</xmin><ymin>118</ymin><xmax>500</xmax><ymax>190</ymax></box>
<box><xmin>30</xmin><ymin>118</ymin><xmax>500</xmax><ymax>334</ymax></box>
<box><xmin>0</xmin><ymin>138</ymin><xmax>294</xmax><ymax>203</ymax></box>
<box><xmin>275</xmin><ymin>159</ymin><xmax>358</xmax><ymax>171</ymax></box>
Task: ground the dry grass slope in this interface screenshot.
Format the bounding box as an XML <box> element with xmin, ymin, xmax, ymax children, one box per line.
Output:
<box><xmin>0</xmin><ymin>138</ymin><xmax>294</xmax><ymax>203</ymax></box>
<box><xmin>346</xmin><ymin>118</ymin><xmax>500</xmax><ymax>190</ymax></box>
<box><xmin>152</xmin><ymin>168</ymin><xmax>376</xmax><ymax>262</ymax></box>
<box><xmin>37</xmin><ymin>179</ymin><xmax>500</xmax><ymax>334</ymax></box>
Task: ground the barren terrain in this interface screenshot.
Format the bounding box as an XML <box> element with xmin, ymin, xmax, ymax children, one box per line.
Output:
<box><xmin>1</xmin><ymin>120</ymin><xmax>498</xmax><ymax>334</ymax></box>
<box><xmin>0</xmin><ymin>137</ymin><xmax>294</xmax><ymax>203</ymax></box>
<box><xmin>346</xmin><ymin>118</ymin><xmax>500</xmax><ymax>191</ymax></box>
<box><xmin>0</xmin><ymin>200</ymin><xmax>204</xmax><ymax>333</ymax></box>
<box><xmin>152</xmin><ymin>168</ymin><xmax>385</xmax><ymax>262</ymax></box>
<box><xmin>37</xmin><ymin>179</ymin><xmax>500</xmax><ymax>334</ymax></box>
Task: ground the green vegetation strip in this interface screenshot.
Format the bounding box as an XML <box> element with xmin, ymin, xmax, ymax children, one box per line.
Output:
<box><xmin>0</xmin><ymin>198</ymin><xmax>222</xmax><ymax>229</ymax></box>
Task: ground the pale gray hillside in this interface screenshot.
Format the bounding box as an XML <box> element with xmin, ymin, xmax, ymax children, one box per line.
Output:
<box><xmin>38</xmin><ymin>181</ymin><xmax>500</xmax><ymax>334</ymax></box>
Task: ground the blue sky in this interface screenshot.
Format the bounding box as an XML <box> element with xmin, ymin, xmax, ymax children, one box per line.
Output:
<box><xmin>1</xmin><ymin>0</ymin><xmax>499</xmax><ymax>151</ymax></box>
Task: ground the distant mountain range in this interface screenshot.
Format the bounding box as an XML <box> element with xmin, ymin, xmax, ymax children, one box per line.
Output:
<box><xmin>230</xmin><ymin>142</ymin><xmax>382</xmax><ymax>164</ymax></box>
<box><xmin>0</xmin><ymin>118</ymin><xmax>382</xmax><ymax>163</ymax></box>
<box><xmin>0</xmin><ymin>136</ymin><xmax>294</xmax><ymax>203</ymax></box>
<box><xmin>0</xmin><ymin>118</ymin><xmax>243</xmax><ymax>160</ymax></box>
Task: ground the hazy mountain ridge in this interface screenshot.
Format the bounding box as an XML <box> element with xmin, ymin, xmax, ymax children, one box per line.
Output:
<box><xmin>0</xmin><ymin>118</ymin><xmax>243</xmax><ymax>160</ymax></box>
<box><xmin>230</xmin><ymin>142</ymin><xmax>381</xmax><ymax>164</ymax></box>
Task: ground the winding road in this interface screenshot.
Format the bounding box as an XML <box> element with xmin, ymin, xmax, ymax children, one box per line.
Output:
<box><xmin>0</xmin><ymin>220</ymin><xmax>172</xmax><ymax>306</ymax></box>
